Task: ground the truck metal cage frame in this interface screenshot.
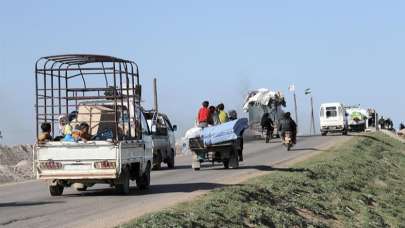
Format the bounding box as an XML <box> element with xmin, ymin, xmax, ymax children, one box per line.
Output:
<box><xmin>35</xmin><ymin>54</ymin><xmax>142</xmax><ymax>141</ymax></box>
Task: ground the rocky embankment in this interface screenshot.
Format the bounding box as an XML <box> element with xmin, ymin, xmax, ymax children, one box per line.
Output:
<box><xmin>0</xmin><ymin>144</ymin><xmax>33</xmax><ymax>184</ymax></box>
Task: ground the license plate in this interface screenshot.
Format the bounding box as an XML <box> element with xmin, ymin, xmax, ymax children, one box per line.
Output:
<box><xmin>64</xmin><ymin>164</ymin><xmax>92</xmax><ymax>171</ymax></box>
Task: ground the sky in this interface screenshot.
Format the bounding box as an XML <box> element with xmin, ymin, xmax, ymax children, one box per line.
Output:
<box><xmin>0</xmin><ymin>0</ymin><xmax>404</xmax><ymax>145</ymax></box>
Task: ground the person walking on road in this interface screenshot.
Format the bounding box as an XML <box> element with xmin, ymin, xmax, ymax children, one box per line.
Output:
<box><xmin>197</xmin><ymin>101</ymin><xmax>210</xmax><ymax>127</ymax></box>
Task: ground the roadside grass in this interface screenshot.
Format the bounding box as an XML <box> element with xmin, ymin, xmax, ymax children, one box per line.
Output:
<box><xmin>124</xmin><ymin>133</ymin><xmax>405</xmax><ymax>228</ymax></box>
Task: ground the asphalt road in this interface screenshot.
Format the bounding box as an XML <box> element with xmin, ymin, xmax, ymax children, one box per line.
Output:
<box><xmin>0</xmin><ymin>135</ymin><xmax>350</xmax><ymax>228</ymax></box>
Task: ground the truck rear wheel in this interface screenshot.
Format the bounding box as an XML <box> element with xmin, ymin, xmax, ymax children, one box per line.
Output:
<box><xmin>167</xmin><ymin>150</ymin><xmax>175</xmax><ymax>169</ymax></box>
<box><xmin>152</xmin><ymin>151</ymin><xmax>162</xmax><ymax>170</ymax></box>
<box><xmin>223</xmin><ymin>160</ymin><xmax>230</xmax><ymax>169</ymax></box>
<box><xmin>49</xmin><ymin>184</ymin><xmax>64</xmax><ymax>196</ymax></box>
<box><xmin>116</xmin><ymin>168</ymin><xmax>130</xmax><ymax>195</ymax></box>
<box><xmin>137</xmin><ymin>165</ymin><xmax>151</xmax><ymax>190</ymax></box>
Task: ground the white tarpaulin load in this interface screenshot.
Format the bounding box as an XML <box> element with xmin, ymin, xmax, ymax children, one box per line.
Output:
<box><xmin>243</xmin><ymin>88</ymin><xmax>286</xmax><ymax>111</ymax></box>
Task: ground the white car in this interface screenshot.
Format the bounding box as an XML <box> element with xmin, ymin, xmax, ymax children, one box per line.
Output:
<box><xmin>144</xmin><ymin>111</ymin><xmax>177</xmax><ymax>170</ymax></box>
<box><xmin>320</xmin><ymin>102</ymin><xmax>348</xmax><ymax>136</ymax></box>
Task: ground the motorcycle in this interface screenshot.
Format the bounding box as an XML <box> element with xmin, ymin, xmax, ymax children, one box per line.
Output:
<box><xmin>282</xmin><ymin>131</ymin><xmax>294</xmax><ymax>151</ymax></box>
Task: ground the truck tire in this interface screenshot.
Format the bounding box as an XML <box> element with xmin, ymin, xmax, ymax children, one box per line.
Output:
<box><xmin>137</xmin><ymin>164</ymin><xmax>151</xmax><ymax>190</ymax></box>
<box><xmin>116</xmin><ymin>168</ymin><xmax>130</xmax><ymax>195</ymax></box>
<box><xmin>152</xmin><ymin>151</ymin><xmax>162</xmax><ymax>170</ymax></box>
<box><xmin>167</xmin><ymin>149</ymin><xmax>175</xmax><ymax>169</ymax></box>
<box><xmin>49</xmin><ymin>184</ymin><xmax>64</xmax><ymax>196</ymax></box>
<box><xmin>223</xmin><ymin>160</ymin><xmax>230</xmax><ymax>169</ymax></box>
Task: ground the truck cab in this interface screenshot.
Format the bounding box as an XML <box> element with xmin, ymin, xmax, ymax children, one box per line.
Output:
<box><xmin>33</xmin><ymin>54</ymin><xmax>152</xmax><ymax>196</ymax></box>
<box><xmin>320</xmin><ymin>102</ymin><xmax>348</xmax><ymax>136</ymax></box>
<box><xmin>144</xmin><ymin>111</ymin><xmax>177</xmax><ymax>169</ymax></box>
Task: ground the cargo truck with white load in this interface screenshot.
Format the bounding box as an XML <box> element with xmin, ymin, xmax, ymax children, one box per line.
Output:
<box><xmin>345</xmin><ymin>106</ymin><xmax>368</xmax><ymax>132</ymax></box>
<box><xmin>33</xmin><ymin>54</ymin><xmax>152</xmax><ymax>196</ymax></box>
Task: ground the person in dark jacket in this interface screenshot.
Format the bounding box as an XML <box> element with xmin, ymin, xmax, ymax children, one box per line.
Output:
<box><xmin>261</xmin><ymin>113</ymin><xmax>274</xmax><ymax>143</ymax></box>
<box><xmin>278</xmin><ymin>112</ymin><xmax>297</xmax><ymax>144</ymax></box>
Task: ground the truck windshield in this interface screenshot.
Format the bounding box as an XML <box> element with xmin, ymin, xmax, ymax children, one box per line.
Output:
<box><xmin>326</xmin><ymin>107</ymin><xmax>337</xmax><ymax>118</ymax></box>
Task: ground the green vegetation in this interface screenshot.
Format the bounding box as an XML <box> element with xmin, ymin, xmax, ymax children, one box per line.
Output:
<box><xmin>125</xmin><ymin>133</ymin><xmax>405</xmax><ymax>228</ymax></box>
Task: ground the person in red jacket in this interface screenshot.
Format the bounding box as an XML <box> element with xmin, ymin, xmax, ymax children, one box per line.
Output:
<box><xmin>197</xmin><ymin>101</ymin><xmax>210</xmax><ymax>127</ymax></box>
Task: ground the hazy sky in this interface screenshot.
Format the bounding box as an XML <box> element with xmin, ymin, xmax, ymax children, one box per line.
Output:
<box><xmin>0</xmin><ymin>0</ymin><xmax>404</xmax><ymax>145</ymax></box>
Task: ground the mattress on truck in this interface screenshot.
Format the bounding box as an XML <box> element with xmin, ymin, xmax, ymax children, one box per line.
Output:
<box><xmin>201</xmin><ymin>118</ymin><xmax>248</xmax><ymax>146</ymax></box>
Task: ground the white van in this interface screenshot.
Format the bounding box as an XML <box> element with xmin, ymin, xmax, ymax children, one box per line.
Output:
<box><xmin>320</xmin><ymin>102</ymin><xmax>348</xmax><ymax>136</ymax></box>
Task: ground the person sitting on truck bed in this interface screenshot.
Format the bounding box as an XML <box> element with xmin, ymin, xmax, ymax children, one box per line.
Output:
<box><xmin>197</xmin><ymin>101</ymin><xmax>210</xmax><ymax>127</ymax></box>
<box><xmin>228</xmin><ymin>110</ymin><xmax>238</xmax><ymax>121</ymax></box>
<box><xmin>77</xmin><ymin>122</ymin><xmax>91</xmax><ymax>142</ymax></box>
<box><xmin>208</xmin><ymin>106</ymin><xmax>220</xmax><ymax>125</ymax></box>
<box><xmin>38</xmin><ymin>122</ymin><xmax>52</xmax><ymax>143</ymax></box>
<box><xmin>217</xmin><ymin>103</ymin><xmax>229</xmax><ymax>124</ymax></box>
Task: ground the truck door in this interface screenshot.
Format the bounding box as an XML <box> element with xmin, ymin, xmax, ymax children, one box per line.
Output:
<box><xmin>140</xmin><ymin>111</ymin><xmax>153</xmax><ymax>161</ymax></box>
<box><xmin>163</xmin><ymin>116</ymin><xmax>176</xmax><ymax>151</ymax></box>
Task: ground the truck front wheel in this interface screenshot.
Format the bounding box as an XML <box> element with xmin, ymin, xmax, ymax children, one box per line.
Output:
<box><xmin>49</xmin><ymin>184</ymin><xmax>64</xmax><ymax>196</ymax></box>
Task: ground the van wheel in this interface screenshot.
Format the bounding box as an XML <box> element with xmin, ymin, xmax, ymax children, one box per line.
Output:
<box><xmin>137</xmin><ymin>164</ymin><xmax>151</xmax><ymax>190</ymax></box>
<box><xmin>167</xmin><ymin>150</ymin><xmax>175</xmax><ymax>169</ymax></box>
<box><xmin>116</xmin><ymin>168</ymin><xmax>130</xmax><ymax>194</ymax></box>
<box><xmin>49</xmin><ymin>184</ymin><xmax>64</xmax><ymax>196</ymax></box>
<box><xmin>321</xmin><ymin>132</ymin><xmax>327</xmax><ymax>136</ymax></box>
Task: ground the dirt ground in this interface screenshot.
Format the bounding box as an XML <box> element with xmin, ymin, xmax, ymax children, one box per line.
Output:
<box><xmin>0</xmin><ymin>144</ymin><xmax>33</xmax><ymax>184</ymax></box>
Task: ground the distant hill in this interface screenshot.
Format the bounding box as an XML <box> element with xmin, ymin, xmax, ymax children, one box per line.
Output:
<box><xmin>0</xmin><ymin>144</ymin><xmax>33</xmax><ymax>184</ymax></box>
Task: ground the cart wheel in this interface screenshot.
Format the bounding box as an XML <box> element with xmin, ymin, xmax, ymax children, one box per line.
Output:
<box><xmin>223</xmin><ymin>160</ymin><xmax>230</xmax><ymax>169</ymax></box>
<box><xmin>229</xmin><ymin>151</ymin><xmax>239</xmax><ymax>169</ymax></box>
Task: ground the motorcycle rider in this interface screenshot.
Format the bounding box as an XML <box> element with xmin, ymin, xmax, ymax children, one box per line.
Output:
<box><xmin>278</xmin><ymin>112</ymin><xmax>297</xmax><ymax>144</ymax></box>
<box><xmin>261</xmin><ymin>113</ymin><xmax>274</xmax><ymax>143</ymax></box>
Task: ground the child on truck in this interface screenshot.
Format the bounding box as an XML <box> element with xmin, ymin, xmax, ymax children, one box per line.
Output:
<box><xmin>38</xmin><ymin>122</ymin><xmax>52</xmax><ymax>143</ymax></box>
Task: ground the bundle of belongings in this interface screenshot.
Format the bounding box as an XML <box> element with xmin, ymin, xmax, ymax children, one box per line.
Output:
<box><xmin>182</xmin><ymin>118</ymin><xmax>249</xmax><ymax>153</ymax></box>
<box><xmin>243</xmin><ymin>88</ymin><xmax>286</xmax><ymax>111</ymax></box>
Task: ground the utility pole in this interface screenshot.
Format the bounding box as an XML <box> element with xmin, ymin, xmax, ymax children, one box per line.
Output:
<box><xmin>310</xmin><ymin>96</ymin><xmax>316</xmax><ymax>135</ymax></box>
<box><xmin>305</xmin><ymin>88</ymin><xmax>316</xmax><ymax>135</ymax></box>
<box><xmin>289</xmin><ymin>84</ymin><xmax>299</xmax><ymax>127</ymax></box>
<box><xmin>153</xmin><ymin>78</ymin><xmax>158</xmax><ymax>112</ymax></box>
